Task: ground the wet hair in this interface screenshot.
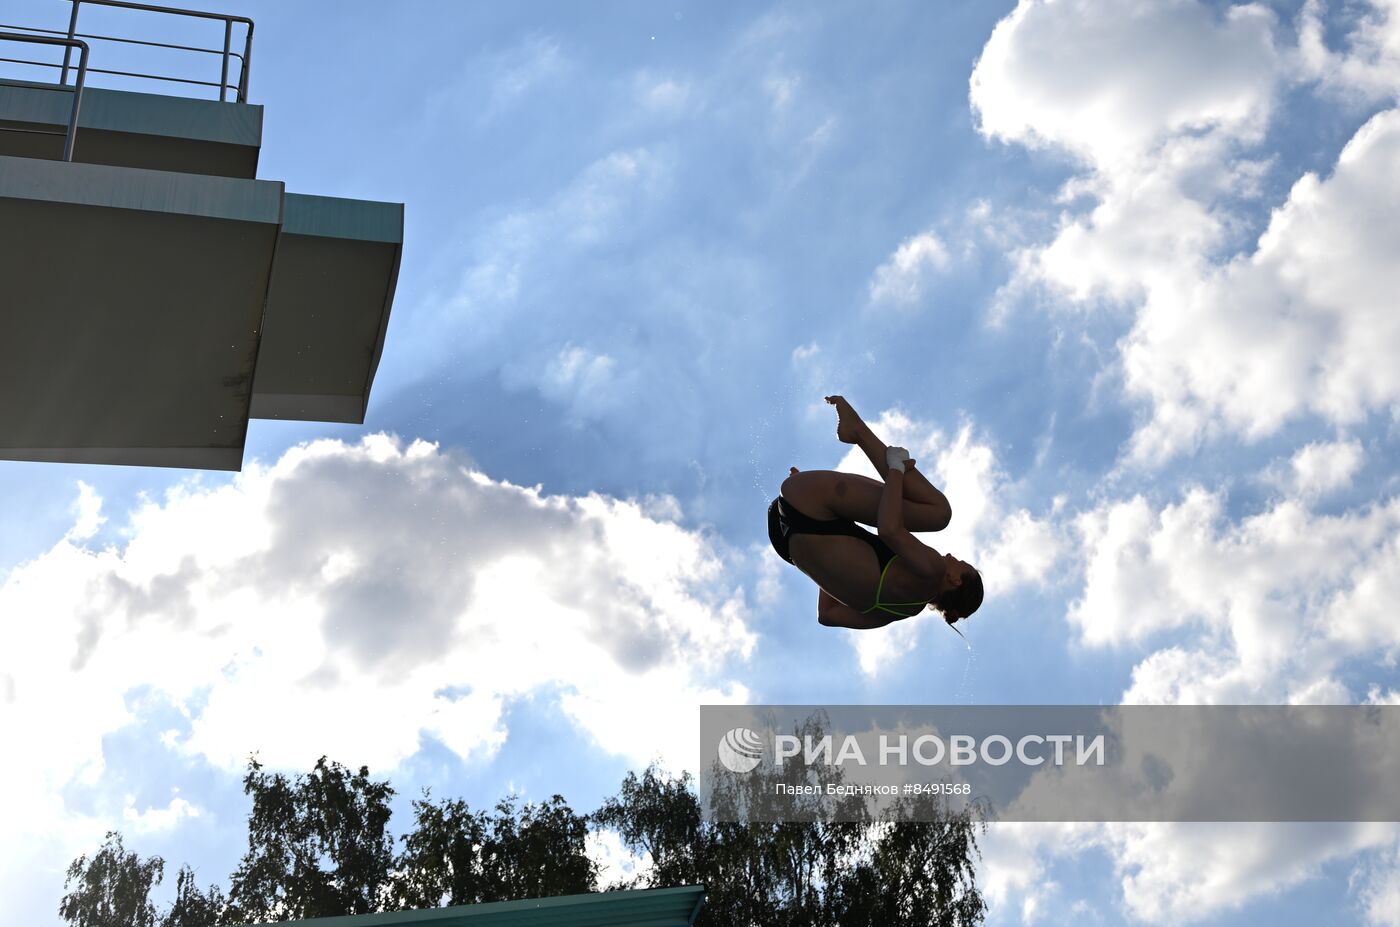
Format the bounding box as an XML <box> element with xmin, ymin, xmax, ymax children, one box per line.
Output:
<box><xmin>934</xmin><ymin>567</ymin><xmax>983</xmax><ymax>624</ymax></box>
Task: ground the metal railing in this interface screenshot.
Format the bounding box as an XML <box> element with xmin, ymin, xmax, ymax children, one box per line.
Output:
<box><xmin>0</xmin><ymin>0</ymin><xmax>253</xmax><ymax>103</ymax></box>
<box><xmin>0</xmin><ymin>31</ymin><xmax>87</xmax><ymax>160</ymax></box>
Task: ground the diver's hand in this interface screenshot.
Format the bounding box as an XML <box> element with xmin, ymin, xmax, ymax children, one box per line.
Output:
<box><xmin>886</xmin><ymin>446</ymin><xmax>915</xmax><ymax>473</ymax></box>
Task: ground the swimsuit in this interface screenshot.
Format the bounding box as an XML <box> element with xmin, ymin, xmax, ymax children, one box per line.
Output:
<box><xmin>767</xmin><ymin>495</ymin><xmax>931</xmax><ymax>617</ymax></box>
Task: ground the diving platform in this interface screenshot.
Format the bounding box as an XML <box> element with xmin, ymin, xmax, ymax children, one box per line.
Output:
<box><xmin>0</xmin><ymin>1</ymin><xmax>403</xmax><ymax>470</ymax></box>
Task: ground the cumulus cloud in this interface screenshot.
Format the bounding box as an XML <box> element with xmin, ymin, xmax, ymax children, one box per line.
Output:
<box><xmin>0</xmin><ymin>436</ymin><xmax>753</xmax><ymax>907</ymax></box>
<box><xmin>1360</xmin><ymin>842</ymin><xmax>1400</xmax><ymax>927</ymax></box>
<box><xmin>979</xmin><ymin>822</ymin><xmax>1092</xmax><ymax>922</ymax></box>
<box><xmin>998</xmin><ymin>466</ymin><xmax>1400</xmax><ymax>919</ymax></box>
<box><xmin>65</xmin><ymin>481</ymin><xmax>105</xmax><ymax>542</ymax></box>
<box><xmin>983</xmin><ymin>821</ymin><xmax>1398</xmax><ymax>925</ymax></box>
<box><xmin>970</xmin><ymin>0</ymin><xmax>1283</xmax><ymax>314</ymax></box>
<box><xmin>1299</xmin><ymin>0</ymin><xmax>1400</xmax><ymax>103</ymax></box>
<box><xmin>867</xmin><ymin>232</ymin><xmax>951</xmax><ymax>308</ymax></box>
<box><xmin>973</xmin><ymin>0</ymin><xmax>1400</xmax><ymax>462</ymax></box>
<box><xmin>1108</xmin><ymin>822</ymin><xmax>1396</xmax><ymax>923</ymax></box>
<box><xmin>971</xmin><ymin>0</ymin><xmax>1279</xmax><ymax>167</ymax></box>
<box><xmin>1123</xmin><ymin>110</ymin><xmax>1400</xmax><ymax>459</ymax></box>
<box><xmin>1274</xmin><ymin>438</ymin><xmax>1366</xmax><ymax>498</ymax></box>
<box><xmin>122</xmin><ymin>794</ymin><xmax>200</xmax><ymax>835</ymax></box>
<box><xmin>1069</xmin><ymin>482</ymin><xmax>1400</xmax><ymax>698</ymax></box>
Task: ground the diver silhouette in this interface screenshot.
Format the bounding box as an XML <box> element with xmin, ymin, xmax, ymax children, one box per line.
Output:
<box><xmin>768</xmin><ymin>396</ymin><xmax>983</xmax><ymax>630</ymax></box>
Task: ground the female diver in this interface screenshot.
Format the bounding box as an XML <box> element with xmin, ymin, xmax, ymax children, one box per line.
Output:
<box><xmin>768</xmin><ymin>395</ymin><xmax>983</xmax><ymax>630</ymax></box>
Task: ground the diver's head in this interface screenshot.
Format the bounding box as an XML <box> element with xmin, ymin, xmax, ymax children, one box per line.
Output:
<box><xmin>932</xmin><ymin>555</ymin><xmax>983</xmax><ymax>624</ymax></box>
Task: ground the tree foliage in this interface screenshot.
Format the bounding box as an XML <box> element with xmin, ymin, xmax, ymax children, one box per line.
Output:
<box><xmin>224</xmin><ymin>756</ymin><xmax>396</xmax><ymax>923</ymax></box>
<box><xmin>163</xmin><ymin>867</ymin><xmax>225</xmax><ymax>927</ymax></box>
<box><xmin>59</xmin><ymin>831</ymin><xmax>165</xmax><ymax>927</ymax></box>
<box><xmin>60</xmin><ymin>755</ymin><xmax>985</xmax><ymax>927</ymax></box>
<box><xmin>597</xmin><ymin>765</ymin><xmax>986</xmax><ymax>927</ymax></box>
<box><xmin>391</xmin><ymin>794</ymin><xmax>594</xmax><ymax>909</ymax></box>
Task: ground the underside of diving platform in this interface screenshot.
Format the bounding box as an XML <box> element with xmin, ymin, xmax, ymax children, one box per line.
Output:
<box><xmin>251</xmin><ymin>194</ymin><xmax>403</xmax><ymax>425</ymax></box>
<box><xmin>0</xmin><ymin>155</ymin><xmax>279</xmax><ymax>470</ymax></box>
<box><xmin>0</xmin><ymin>77</ymin><xmax>404</xmax><ymax>471</ymax></box>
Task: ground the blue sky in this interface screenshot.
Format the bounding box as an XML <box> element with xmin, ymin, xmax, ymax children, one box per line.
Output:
<box><xmin>4</xmin><ymin>0</ymin><xmax>1400</xmax><ymax>923</ymax></box>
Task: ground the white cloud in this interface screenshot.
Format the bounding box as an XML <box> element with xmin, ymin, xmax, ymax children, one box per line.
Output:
<box><xmin>0</xmin><ymin>435</ymin><xmax>754</xmax><ymax>908</ymax></box>
<box><xmin>1070</xmin><ymin>483</ymin><xmax>1400</xmax><ymax>698</ymax></box>
<box><xmin>973</xmin><ymin>0</ymin><xmax>1400</xmax><ymax>462</ymax></box>
<box><xmin>970</xmin><ymin>0</ymin><xmax>1283</xmax><ymax>314</ymax></box>
<box><xmin>1109</xmin><ymin>822</ymin><xmax>1396</xmax><ymax>923</ymax></box>
<box><xmin>971</xmin><ymin>0</ymin><xmax>1279</xmax><ymax>169</ymax></box>
<box><xmin>1123</xmin><ymin>109</ymin><xmax>1400</xmax><ymax>460</ymax></box>
<box><xmin>65</xmin><ymin>481</ymin><xmax>105</xmax><ymax>542</ymax></box>
<box><xmin>1360</xmin><ymin>843</ymin><xmax>1400</xmax><ymax>927</ymax></box>
<box><xmin>1299</xmin><ymin>0</ymin><xmax>1400</xmax><ymax>103</ymax></box>
<box><xmin>982</xmin><ymin>821</ymin><xmax>1400</xmax><ymax>926</ymax></box>
<box><xmin>980</xmin><ymin>509</ymin><xmax>1062</xmax><ymax>591</ymax></box>
<box><xmin>979</xmin><ymin>822</ymin><xmax>1088</xmax><ymax>922</ymax></box>
<box><xmin>1011</xmin><ymin>135</ymin><xmax>1247</xmax><ymax>308</ymax></box>
<box><xmin>1283</xmin><ymin>438</ymin><xmax>1366</xmax><ymax>497</ymax></box>
<box><xmin>1071</xmin><ymin>491</ymin><xmax>1210</xmax><ymax>650</ymax></box>
<box><xmin>867</xmin><ymin>232</ymin><xmax>951</xmax><ymax>308</ymax></box>
<box><xmin>122</xmin><ymin>794</ymin><xmax>200</xmax><ymax>835</ymax></box>
<box><xmin>1040</xmin><ymin>414</ymin><xmax>1400</xmax><ymax>916</ymax></box>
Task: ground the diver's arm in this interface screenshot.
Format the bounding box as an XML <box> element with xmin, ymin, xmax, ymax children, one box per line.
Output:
<box><xmin>877</xmin><ymin>467</ymin><xmax>945</xmax><ymax>578</ymax></box>
<box><xmin>818</xmin><ymin>588</ymin><xmax>898</xmax><ymax>630</ymax></box>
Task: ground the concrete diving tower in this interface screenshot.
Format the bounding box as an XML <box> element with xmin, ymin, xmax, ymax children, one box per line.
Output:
<box><xmin>0</xmin><ymin>1</ymin><xmax>403</xmax><ymax>470</ymax></box>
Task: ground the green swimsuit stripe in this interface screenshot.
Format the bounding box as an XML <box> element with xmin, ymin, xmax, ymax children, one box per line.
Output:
<box><xmin>861</xmin><ymin>555</ymin><xmax>931</xmax><ymax>617</ymax></box>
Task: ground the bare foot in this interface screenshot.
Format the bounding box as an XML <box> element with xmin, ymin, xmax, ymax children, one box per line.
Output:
<box><xmin>824</xmin><ymin>395</ymin><xmax>862</xmax><ymax>444</ymax></box>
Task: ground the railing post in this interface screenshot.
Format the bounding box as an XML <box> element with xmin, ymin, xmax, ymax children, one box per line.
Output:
<box><xmin>1</xmin><ymin>32</ymin><xmax>88</xmax><ymax>159</ymax></box>
<box><xmin>219</xmin><ymin>19</ymin><xmax>230</xmax><ymax>101</ymax></box>
<box><xmin>239</xmin><ymin>22</ymin><xmax>252</xmax><ymax>102</ymax></box>
<box><xmin>63</xmin><ymin>41</ymin><xmax>89</xmax><ymax>161</ymax></box>
<box><xmin>60</xmin><ymin>1</ymin><xmax>81</xmax><ymax>85</ymax></box>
